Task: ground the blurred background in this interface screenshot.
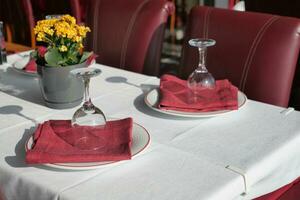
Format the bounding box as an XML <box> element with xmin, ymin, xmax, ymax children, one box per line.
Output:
<box><xmin>1</xmin><ymin>0</ymin><xmax>300</xmax><ymax>110</ymax></box>
<box><xmin>0</xmin><ymin>0</ymin><xmax>240</xmax><ymax>74</ymax></box>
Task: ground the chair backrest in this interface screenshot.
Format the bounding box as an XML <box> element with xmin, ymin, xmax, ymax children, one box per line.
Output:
<box><xmin>180</xmin><ymin>6</ymin><xmax>300</xmax><ymax>107</ymax></box>
<box><xmin>244</xmin><ymin>0</ymin><xmax>300</xmax><ymax>110</ymax></box>
<box><xmin>85</xmin><ymin>0</ymin><xmax>174</xmax><ymax>76</ymax></box>
<box><xmin>0</xmin><ymin>0</ymin><xmax>35</xmax><ymax>47</ymax></box>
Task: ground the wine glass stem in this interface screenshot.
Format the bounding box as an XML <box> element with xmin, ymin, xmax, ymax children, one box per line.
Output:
<box><xmin>197</xmin><ymin>47</ymin><xmax>208</xmax><ymax>73</ymax></box>
<box><xmin>83</xmin><ymin>77</ymin><xmax>93</xmax><ymax>110</ymax></box>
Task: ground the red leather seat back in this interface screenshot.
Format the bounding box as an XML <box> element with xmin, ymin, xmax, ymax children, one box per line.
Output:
<box><xmin>85</xmin><ymin>0</ymin><xmax>174</xmax><ymax>76</ymax></box>
<box><xmin>180</xmin><ymin>6</ymin><xmax>300</xmax><ymax>107</ymax></box>
<box><xmin>244</xmin><ymin>0</ymin><xmax>300</xmax><ymax>114</ymax></box>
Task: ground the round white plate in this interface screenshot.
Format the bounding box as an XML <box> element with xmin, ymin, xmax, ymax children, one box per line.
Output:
<box><xmin>25</xmin><ymin>122</ymin><xmax>150</xmax><ymax>170</ymax></box>
<box><xmin>12</xmin><ymin>56</ymin><xmax>37</xmax><ymax>76</ymax></box>
<box><xmin>144</xmin><ymin>88</ymin><xmax>247</xmax><ymax>118</ymax></box>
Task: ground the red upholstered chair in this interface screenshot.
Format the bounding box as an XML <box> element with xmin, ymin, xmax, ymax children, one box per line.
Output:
<box><xmin>244</xmin><ymin>0</ymin><xmax>300</xmax><ymax>116</ymax></box>
<box><xmin>180</xmin><ymin>6</ymin><xmax>300</xmax><ymax>107</ymax></box>
<box><xmin>85</xmin><ymin>0</ymin><xmax>175</xmax><ymax>76</ymax></box>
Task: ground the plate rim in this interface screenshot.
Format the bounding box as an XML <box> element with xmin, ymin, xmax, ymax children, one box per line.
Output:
<box><xmin>11</xmin><ymin>57</ymin><xmax>37</xmax><ymax>76</ymax></box>
<box><xmin>144</xmin><ymin>88</ymin><xmax>247</xmax><ymax>118</ymax></box>
<box><xmin>25</xmin><ymin>121</ymin><xmax>151</xmax><ymax>170</ymax></box>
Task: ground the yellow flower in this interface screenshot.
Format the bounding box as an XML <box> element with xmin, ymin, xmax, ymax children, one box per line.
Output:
<box><xmin>43</xmin><ymin>27</ymin><xmax>54</xmax><ymax>36</ymax></box>
<box><xmin>59</xmin><ymin>45</ymin><xmax>68</xmax><ymax>52</ymax></box>
<box><xmin>36</xmin><ymin>32</ymin><xmax>45</xmax><ymax>41</ymax></box>
<box><xmin>54</xmin><ymin>21</ymin><xmax>70</xmax><ymax>37</ymax></box>
<box><xmin>34</xmin><ymin>14</ymin><xmax>91</xmax><ymax>63</ymax></box>
<box><xmin>34</xmin><ymin>14</ymin><xmax>91</xmax><ymax>44</ymax></box>
<box><xmin>61</xmin><ymin>15</ymin><xmax>76</xmax><ymax>25</ymax></box>
<box><xmin>73</xmin><ymin>35</ymin><xmax>82</xmax><ymax>42</ymax></box>
<box><xmin>66</xmin><ymin>27</ymin><xmax>77</xmax><ymax>39</ymax></box>
<box><xmin>76</xmin><ymin>25</ymin><xmax>91</xmax><ymax>37</ymax></box>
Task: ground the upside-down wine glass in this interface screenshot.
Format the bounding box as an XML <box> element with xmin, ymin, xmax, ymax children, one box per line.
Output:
<box><xmin>71</xmin><ymin>67</ymin><xmax>106</xmax><ymax>126</ymax></box>
<box><xmin>187</xmin><ymin>38</ymin><xmax>216</xmax><ymax>95</ymax></box>
<box><xmin>71</xmin><ymin>67</ymin><xmax>107</xmax><ymax>150</ymax></box>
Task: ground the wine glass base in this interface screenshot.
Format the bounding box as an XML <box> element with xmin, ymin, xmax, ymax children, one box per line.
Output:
<box><xmin>189</xmin><ymin>38</ymin><xmax>216</xmax><ymax>47</ymax></box>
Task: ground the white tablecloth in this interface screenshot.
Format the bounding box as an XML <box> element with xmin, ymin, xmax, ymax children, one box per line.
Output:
<box><xmin>0</xmin><ymin>53</ymin><xmax>300</xmax><ymax>200</ymax></box>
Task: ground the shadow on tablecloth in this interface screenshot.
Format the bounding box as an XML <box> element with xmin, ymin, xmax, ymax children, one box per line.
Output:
<box><xmin>0</xmin><ymin>68</ymin><xmax>44</xmax><ymax>106</ymax></box>
<box><xmin>5</xmin><ymin>126</ymin><xmax>35</xmax><ymax>168</ymax></box>
<box><xmin>0</xmin><ymin>105</ymin><xmax>39</xmax><ymax>124</ymax></box>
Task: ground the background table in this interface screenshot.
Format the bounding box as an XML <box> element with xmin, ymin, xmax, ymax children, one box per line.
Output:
<box><xmin>0</xmin><ymin>53</ymin><xmax>300</xmax><ymax>200</ymax></box>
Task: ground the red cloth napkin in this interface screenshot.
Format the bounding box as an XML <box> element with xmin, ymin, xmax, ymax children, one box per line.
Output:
<box><xmin>26</xmin><ymin>118</ymin><xmax>133</xmax><ymax>164</ymax></box>
<box><xmin>23</xmin><ymin>59</ymin><xmax>37</xmax><ymax>72</ymax></box>
<box><xmin>158</xmin><ymin>74</ymin><xmax>238</xmax><ymax>112</ymax></box>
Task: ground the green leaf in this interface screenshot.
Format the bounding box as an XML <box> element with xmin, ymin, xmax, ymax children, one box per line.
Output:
<box><xmin>58</xmin><ymin>58</ymin><xmax>69</xmax><ymax>66</ymax></box>
<box><xmin>79</xmin><ymin>51</ymin><xmax>93</xmax><ymax>63</ymax></box>
<box><xmin>45</xmin><ymin>48</ymin><xmax>63</xmax><ymax>66</ymax></box>
<box><xmin>67</xmin><ymin>55</ymin><xmax>79</xmax><ymax>65</ymax></box>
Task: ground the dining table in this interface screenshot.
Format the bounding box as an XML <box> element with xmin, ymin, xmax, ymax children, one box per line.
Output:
<box><xmin>0</xmin><ymin>52</ymin><xmax>300</xmax><ymax>200</ymax></box>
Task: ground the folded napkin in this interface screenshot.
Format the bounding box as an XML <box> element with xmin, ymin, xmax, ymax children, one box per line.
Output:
<box><xmin>23</xmin><ymin>59</ymin><xmax>37</xmax><ymax>72</ymax></box>
<box><xmin>26</xmin><ymin>118</ymin><xmax>133</xmax><ymax>164</ymax></box>
<box><xmin>158</xmin><ymin>74</ymin><xmax>238</xmax><ymax>112</ymax></box>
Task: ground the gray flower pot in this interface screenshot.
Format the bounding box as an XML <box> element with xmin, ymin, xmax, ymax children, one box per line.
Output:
<box><xmin>37</xmin><ymin>62</ymin><xmax>85</xmax><ymax>109</ymax></box>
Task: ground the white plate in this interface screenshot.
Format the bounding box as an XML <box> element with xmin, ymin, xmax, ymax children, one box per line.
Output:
<box><xmin>144</xmin><ymin>88</ymin><xmax>247</xmax><ymax>118</ymax></box>
<box><xmin>25</xmin><ymin>122</ymin><xmax>150</xmax><ymax>170</ymax></box>
<box><xmin>11</xmin><ymin>56</ymin><xmax>37</xmax><ymax>76</ymax></box>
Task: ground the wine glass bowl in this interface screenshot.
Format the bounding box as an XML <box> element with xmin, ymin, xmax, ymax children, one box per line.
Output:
<box><xmin>187</xmin><ymin>38</ymin><xmax>216</xmax><ymax>92</ymax></box>
<box><xmin>187</xmin><ymin>71</ymin><xmax>216</xmax><ymax>93</ymax></box>
<box><xmin>72</xmin><ymin>105</ymin><xmax>106</xmax><ymax>127</ymax></box>
<box><xmin>71</xmin><ymin>67</ymin><xmax>106</xmax><ymax>127</ymax></box>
